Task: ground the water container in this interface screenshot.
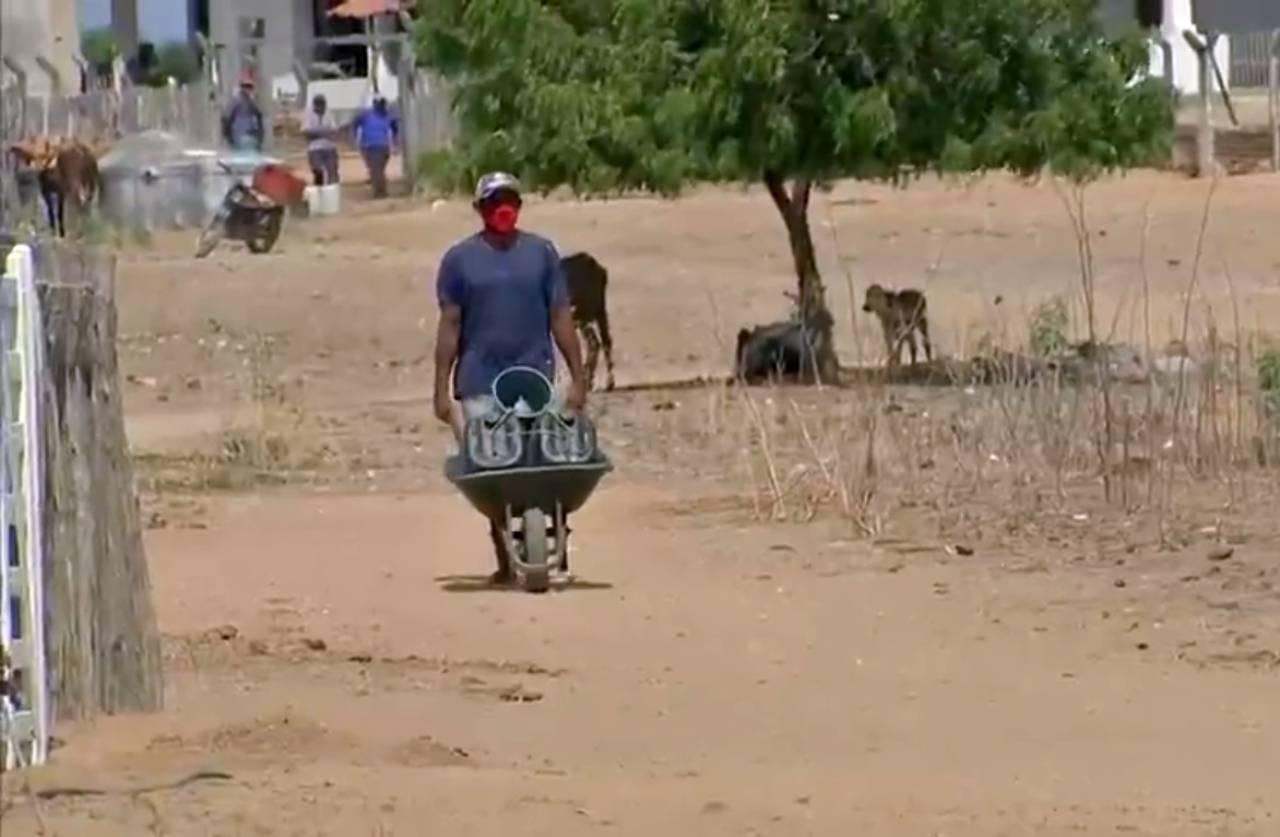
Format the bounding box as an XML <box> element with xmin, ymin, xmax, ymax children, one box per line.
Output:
<box><xmin>304</xmin><ymin>186</ymin><xmax>321</xmax><ymax>215</ymax></box>
<box><xmin>318</xmin><ymin>184</ymin><xmax>341</xmax><ymax>215</ymax></box>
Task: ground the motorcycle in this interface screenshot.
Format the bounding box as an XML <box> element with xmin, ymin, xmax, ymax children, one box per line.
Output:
<box><xmin>194</xmin><ymin>162</ymin><xmax>291</xmax><ymax>259</ymax></box>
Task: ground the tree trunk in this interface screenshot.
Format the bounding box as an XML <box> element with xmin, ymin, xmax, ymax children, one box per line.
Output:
<box><xmin>36</xmin><ymin>243</ymin><xmax>163</xmax><ymax>720</ymax></box>
<box><xmin>764</xmin><ymin>172</ymin><xmax>839</xmax><ymax>383</ymax></box>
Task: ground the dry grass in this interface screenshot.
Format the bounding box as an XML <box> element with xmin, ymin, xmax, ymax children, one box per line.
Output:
<box><xmin>643</xmin><ymin>179</ymin><xmax>1280</xmax><ymax>553</ymax></box>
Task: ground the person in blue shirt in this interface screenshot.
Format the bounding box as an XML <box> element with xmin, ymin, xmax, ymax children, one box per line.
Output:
<box><xmin>350</xmin><ymin>96</ymin><xmax>398</xmax><ymax>198</ymax></box>
<box><xmin>221</xmin><ymin>73</ymin><xmax>265</xmax><ymax>152</ymax></box>
<box><xmin>433</xmin><ymin>172</ymin><xmax>588</xmax><ymax>585</ymax></box>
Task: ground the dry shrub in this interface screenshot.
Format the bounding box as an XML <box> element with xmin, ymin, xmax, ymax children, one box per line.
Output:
<box><xmin>667</xmin><ymin>332</ymin><xmax>1278</xmax><ymax>550</ymax></box>
<box><xmin>676</xmin><ymin>175</ymin><xmax>1278</xmax><ymax>548</ymax></box>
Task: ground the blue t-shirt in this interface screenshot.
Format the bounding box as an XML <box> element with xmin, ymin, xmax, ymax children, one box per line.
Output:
<box><xmin>436</xmin><ymin>232</ymin><xmax>570</xmax><ymax>399</ymax></box>
<box><xmin>354</xmin><ymin>109</ymin><xmax>397</xmax><ymax>149</ymax></box>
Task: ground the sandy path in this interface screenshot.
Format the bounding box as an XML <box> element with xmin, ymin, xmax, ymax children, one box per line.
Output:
<box><xmin>4</xmin><ymin>481</ymin><xmax>1277</xmax><ymax>835</ymax></box>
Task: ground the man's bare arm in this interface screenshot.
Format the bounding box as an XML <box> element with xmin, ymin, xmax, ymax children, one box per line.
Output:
<box><xmin>551</xmin><ymin>304</ymin><xmax>587</xmax><ymax>400</ymax></box>
<box><xmin>433</xmin><ymin>305</ymin><xmax>462</xmax><ymax>418</ymax></box>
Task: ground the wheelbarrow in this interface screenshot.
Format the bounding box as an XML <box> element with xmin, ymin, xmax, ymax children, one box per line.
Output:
<box><xmin>445</xmin><ymin>367</ymin><xmax>612</xmax><ymax>593</ymax></box>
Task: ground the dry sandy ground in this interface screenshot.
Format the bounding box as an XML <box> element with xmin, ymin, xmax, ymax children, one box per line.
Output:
<box><xmin>2</xmin><ymin>171</ymin><xmax>1279</xmax><ymax>835</ymax></box>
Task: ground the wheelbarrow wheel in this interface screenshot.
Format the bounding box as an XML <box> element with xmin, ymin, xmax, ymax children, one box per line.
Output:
<box><xmin>520</xmin><ymin>508</ymin><xmax>550</xmax><ymax>594</ymax></box>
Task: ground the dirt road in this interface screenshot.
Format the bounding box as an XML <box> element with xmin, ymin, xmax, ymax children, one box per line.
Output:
<box><xmin>3</xmin><ymin>171</ymin><xmax>1280</xmax><ymax>834</ymax></box>
<box><xmin>6</xmin><ymin>483</ymin><xmax>1278</xmax><ymax>834</ymax></box>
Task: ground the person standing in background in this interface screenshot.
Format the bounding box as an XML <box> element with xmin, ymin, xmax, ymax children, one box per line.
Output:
<box><xmin>221</xmin><ymin>73</ymin><xmax>265</xmax><ymax>152</ymax></box>
<box><xmin>302</xmin><ymin>94</ymin><xmax>340</xmax><ymax>186</ymax></box>
<box><xmin>351</xmin><ymin>96</ymin><xmax>398</xmax><ymax>199</ymax></box>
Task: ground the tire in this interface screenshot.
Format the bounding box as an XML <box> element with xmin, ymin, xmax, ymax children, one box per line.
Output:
<box><xmin>194</xmin><ymin>208</ymin><xmax>228</xmax><ymax>259</ymax></box>
<box><xmin>520</xmin><ymin>508</ymin><xmax>549</xmax><ymax>594</ymax></box>
<box><xmin>247</xmin><ymin>210</ymin><xmax>283</xmax><ymax>254</ymax></box>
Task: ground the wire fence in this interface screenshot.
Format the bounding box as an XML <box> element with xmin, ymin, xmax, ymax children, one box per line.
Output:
<box><xmin>1229</xmin><ymin>30</ymin><xmax>1278</xmax><ymax>89</ymax></box>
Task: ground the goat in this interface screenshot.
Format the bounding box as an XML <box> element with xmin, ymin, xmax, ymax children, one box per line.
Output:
<box><xmin>560</xmin><ymin>251</ymin><xmax>616</xmax><ymax>392</ymax></box>
<box><xmin>862</xmin><ymin>283</ymin><xmax>932</xmax><ymax>368</ymax></box>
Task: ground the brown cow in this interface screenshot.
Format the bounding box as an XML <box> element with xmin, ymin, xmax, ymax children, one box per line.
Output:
<box><xmin>8</xmin><ymin>137</ymin><xmax>101</xmax><ymax>238</ymax></box>
<box><xmin>560</xmin><ymin>251</ymin><xmax>616</xmax><ymax>392</ymax></box>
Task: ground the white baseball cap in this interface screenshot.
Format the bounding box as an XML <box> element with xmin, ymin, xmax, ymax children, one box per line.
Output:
<box><xmin>474</xmin><ymin>171</ymin><xmax>522</xmax><ymax>202</ymax></box>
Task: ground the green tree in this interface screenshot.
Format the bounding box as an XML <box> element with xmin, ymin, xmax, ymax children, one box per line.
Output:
<box><xmin>80</xmin><ymin>27</ymin><xmax>120</xmax><ymax>74</ymax></box>
<box><xmin>415</xmin><ymin>0</ymin><xmax>1173</xmax><ymax>380</ymax></box>
<box><xmin>154</xmin><ymin>42</ymin><xmax>201</xmax><ymax>86</ymax></box>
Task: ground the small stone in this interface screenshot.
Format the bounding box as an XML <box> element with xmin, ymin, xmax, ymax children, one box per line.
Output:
<box><xmin>953</xmin><ymin>544</ymin><xmax>975</xmax><ymax>556</ymax></box>
<box><xmin>303</xmin><ymin>637</ymin><xmax>327</xmax><ymax>652</ymax></box>
<box><xmin>1114</xmin><ymin>579</ymin><xmax>1127</xmax><ymax>588</ymax></box>
<box><xmin>1207</xmin><ymin>546</ymin><xmax>1235</xmax><ymax>562</ymax></box>
<box><xmin>213</xmin><ymin>624</ymin><xmax>238</xmax><ymax>641</ymax></box>
<box><xmin>1136</xmin><ymin>642</ymin><xmax>1149</xmax><ymax>651</ymax></box>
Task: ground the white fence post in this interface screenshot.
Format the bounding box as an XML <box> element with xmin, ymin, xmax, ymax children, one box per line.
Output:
<box><xmin>0</xmin><ymin>244</ymin><xmax>49</xmax><ymax>770</ymax></box>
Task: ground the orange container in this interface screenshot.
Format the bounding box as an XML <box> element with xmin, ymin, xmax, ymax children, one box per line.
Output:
<box><xmin>252</xmin><ymin>163</ymin><xmax>307</xmax><ymax>206</ymax></box>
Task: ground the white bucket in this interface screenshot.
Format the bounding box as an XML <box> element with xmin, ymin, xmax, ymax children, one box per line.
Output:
<box><xmin>304</xmin><ymin>184</ymin><xmax>342</xmax><ymax>216</ymax></box>
<box><xmin>304</xmin><ymin>185</ymin><xmax>321</xmax><ymax>216</ymax></box>
<box><xmin>318</xmin><ymin>184</ymin><xmax>341</xmax><ymax>215</ymax></box>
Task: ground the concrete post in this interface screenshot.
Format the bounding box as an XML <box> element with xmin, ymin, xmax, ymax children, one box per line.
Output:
<box><xmin>2</xmin><ymin>59</ymin><xmax>28</xmax><ymax>137</ymax></box>
<box><xmin>111</xmin><ymin>0</ymin><xmax>140</xmax><ymax>61</ymax></box>
<box><xmin>1271</xmin><ymin>30</ymin><xmax>1280</xmax><ymax>173</ymax></box>
<box><xmin>1184</xmin><ymin>29</ymin><xmax>1216</xmax><ymax>178</ymax></box>
<box><xmin>34</xmin><ymin>56</ymin><xmax>63</xmax><ymax>99</ymax></box>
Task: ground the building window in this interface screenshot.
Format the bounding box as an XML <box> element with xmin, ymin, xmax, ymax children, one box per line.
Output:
<box><xmin>239</xmin><ymin>17</ymin><xmax>266</xmax><ymax>41</ymax></box>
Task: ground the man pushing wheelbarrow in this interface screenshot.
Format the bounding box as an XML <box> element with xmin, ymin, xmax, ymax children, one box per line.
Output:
<box><xmin>433</xmin><ymin>172</ymin><xmax>602</xmax><ymax>590</ymax></box>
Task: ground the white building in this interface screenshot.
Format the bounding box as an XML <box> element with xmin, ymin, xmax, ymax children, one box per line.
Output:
<box><xmin>1097</xmin><ymin>0</ymin><xmax>1230</xmax><ymax>96</ymax></box>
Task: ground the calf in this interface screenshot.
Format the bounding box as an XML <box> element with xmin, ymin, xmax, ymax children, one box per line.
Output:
<box><xmin>560</xmin><ymin>251</ymin><xmax>616</xmax><ymax>391</ymax></box>
<box><xmin>862</xmin><ymin>283</ymin><xmax>932</xmax><ymax>368</ymax></box>
<box><xmin>735</xmin><ymin>318</ymin><xmax>821</xmax><ymax>383</ymax></box>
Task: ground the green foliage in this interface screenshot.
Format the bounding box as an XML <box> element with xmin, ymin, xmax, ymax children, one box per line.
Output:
<box><xmin>1029</xmin><ymin>297</ymin><xmax>1070</xmax><ymax>356</ymax></box>
<box><xmin>413</xmin><ymin>0</ymin><xmax>1175</xmax><ymax>196</ymax></box>
<box><xmin>153</xmin><ymin>42</ymin><xmax>201</xmax><ymax>86</ymax></box>
<box><xmin>81</xmin><ymin>28</ymin><xmax>120</xmax><ymax>71</ymax></box>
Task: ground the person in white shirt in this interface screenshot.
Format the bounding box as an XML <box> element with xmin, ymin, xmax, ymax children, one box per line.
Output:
<box><xmin>302</xmin><ymin>94</ymin><xmax>340</xmax><ymax>186</ymax></box>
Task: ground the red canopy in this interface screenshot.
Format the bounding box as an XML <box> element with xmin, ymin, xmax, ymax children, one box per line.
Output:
<box><xmin>327</xmin><ymin>0</ymin><xmax>412</xmax><ymax>18</ymax></box>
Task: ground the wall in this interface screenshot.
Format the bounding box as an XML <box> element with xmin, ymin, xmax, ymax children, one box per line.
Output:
<box><xmin>1157</xmin><ymin>0</ymin><xmax>1232</xmax><ymax>95</ymax></box>
<box><xmin>1095</xmin><ymin>0</ymin><xmax>1232</xmax><ymax>96</ymax></box>
<box><xmin>208</xmin><ymin>0</ymin><xmax>313</xmax><ymax>97</ymax></box>
<box><xmin>1</xmin><ymin>0</ymin><xmax>82</xmax><ymax>96</ymax></box>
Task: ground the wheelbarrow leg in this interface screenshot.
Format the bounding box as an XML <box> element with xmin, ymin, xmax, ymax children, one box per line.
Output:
<box><xmin>487</xmin><ymin>518</ymin><xmax>514</xmax><ymax>585</ymax></box>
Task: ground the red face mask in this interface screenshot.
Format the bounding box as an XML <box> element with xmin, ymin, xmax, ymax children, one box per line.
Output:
<box><xmin>483</xmin><ymin>204</ymin><xmax>520</xmax><ymax>234</ymax></box>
